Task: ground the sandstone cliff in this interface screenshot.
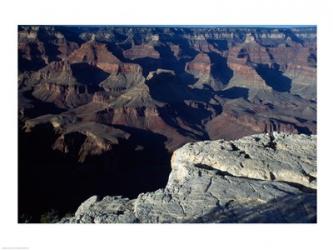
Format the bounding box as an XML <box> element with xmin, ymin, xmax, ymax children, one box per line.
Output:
<box><xmin>62</xmin><ymin>133</ymin><xmax>316</xmax><ymax>223</ymax></box>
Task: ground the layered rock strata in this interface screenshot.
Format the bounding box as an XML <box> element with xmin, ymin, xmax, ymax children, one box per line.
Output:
<box><xmin>123</xmin><ymin>44</ymin><xmax>160</xmax><ymax>60</ymax></box>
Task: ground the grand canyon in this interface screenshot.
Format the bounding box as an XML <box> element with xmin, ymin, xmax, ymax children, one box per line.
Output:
<box><xmin>18</xmin><ymin>25</ymin><xmax>316</xmax><ymax>223</ymax></box>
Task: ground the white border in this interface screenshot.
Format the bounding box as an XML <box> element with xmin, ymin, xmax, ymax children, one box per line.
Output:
<box><xmin>1</xmin><ymin>0</ymin><xmax>332</xmax><ymax>249</ymax></box>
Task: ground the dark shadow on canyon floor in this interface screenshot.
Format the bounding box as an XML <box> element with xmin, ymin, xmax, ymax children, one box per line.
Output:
<box><xmin>219</xmin><ymin>87</ymin><xmax>249</xmax><ymax>99</ymax></box>
<box><xmin>71</xmin><ymin>63</ymin><xmax>110</xmax><ymax>85</ymax></box>
<box><xmin>18</xmin><ymin>123</ymin><xmax>171</xmax><ymax>223</ymax></box>
<box><xmin>255</xmin><ymin>63</ymin><xmax>292</xmax><ymax>92</ymax></box>
<box><xmin>20</xmin><ymin>90</ymin><xmax>67</xmax><ymax>118</ymax></box>
<box><xmin>208</xmin><ymin>52</ymin><xmax>233</xmax><ymax>84</ymax></box>
<box><xmin>18</xmin><ymin>43</ymin><xmax>46</xmax><ymax>72</ymax></box>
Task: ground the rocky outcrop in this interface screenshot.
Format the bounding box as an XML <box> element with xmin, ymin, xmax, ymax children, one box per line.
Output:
<box><xmin>27</xmin><ymin>60</ymin><xmax>80</xmax><ymax>86</ymax></box>
<box><xmin>267</xmin><ymin>42</ymin><xmax>316</xmax><ymax>100</ymax></box>
<box><xmin>67</xmin><ymin>40</ymin><xmax>146</xmax><ymax>95</ymax></box>
<box><xmin>123</xmin><ymin>44</ymin><xmax>160</xmax><ymax>60</ymax></box>
<box><xmin>227</xmin><ymin>44</ymin><xmax>271</xmax><ymax>94</ymax></box>
<box><xmin>18</xmin><ymin>26</ymin><xmax>80</xmax><ymax>71</ymax></box>
<box><xmin>285</xmin><ymin>64</ymin><xmax>316</xmax><ymax>100</ymax></box>
<box><xmin>95</xmin><ymin>103</ymin><xmax>192</xmax><ymax>151</ymax></box>
<box><xmin>99</xmin><ymin>63</ymin><xmax>145</xmax><ymax>95</ymax></box>
<box><xmin>23</xmin><ymin>116</ymin><xmax>131</xmax><ymax>163</ymax></box>
<box><xmin>170</xmin><ymin>133</ymin><xmax>316</xmax><ymax>189</ymax></box>
<box><xmin>241</xmin><ymin>33</ymin><xmax>272</xmax><ymax>64</ymax></box>
<box><xmin>21</xmin><ymin>60</ymin><xmax>93</xmax><ymax>108</ymax></box>
<box><xmin>185</xmin><ymin>53</ymin><xmax>211</xmax><ymax>78</ymax></box>
<box><xmin>63</xmin><ymin>133</ymin><xmax>316</xmax><ymax>223</ymax></box>
<box><xmin>185</xmin><ymin>52</ymin><xmax>222</xmax><ymax>90</ymax></box>
<box><xmin>68</xmin><ymin>40</ymin><xmax>121</xmax><ymax>74</ymax></box>
<box><xmin>205</xmin><ymin>96</ymin><xmax>316</xmax><ymax>140</ymax></box>
<box><xmin>32</xmin><ymin>82</ymin><xmax>92</xmax><ymax>108</ymax></box>
<box><xmin>52</xmin><ymin>122</ymin><xmax>130</xmax><ymax>162</ymax></box>
<box><xmin>169</xmin><ymin>44</ymin><xmax>181</xmax><ymax>59</ymax></box>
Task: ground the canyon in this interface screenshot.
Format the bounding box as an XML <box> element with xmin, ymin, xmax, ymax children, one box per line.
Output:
<box><xmin>18</xmin><ymin>25</ymin><xmax>316</xmax><ymax>223</ymax></box>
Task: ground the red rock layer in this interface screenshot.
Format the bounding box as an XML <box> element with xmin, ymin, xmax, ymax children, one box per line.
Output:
<box><xmin>18</xmin><ymin>28</ymin><xmax>79</xmax><ymax>65</ymax></box>
<box><xmin>242</xmin><ymin>33</ymin><xmax>272</xmax><ymax>65</ymax></box>
<box><xmin>119</xmin><ymin>63</ymin><xmax>142</xmax><ymax>74</ymax></box>
<box><xmin>68</xmin><ymin>41</ymin><xmax>144</xmax><ymax>77</ymax></box>
<box><xmin>268</xmin><ymin>45</ymin><xmax>311</xmax><ymax>68</ymax></box>
<box><xmin>123</xmin><ymin>44</ymin><xmax>160</xmax><ymax>60</ymax></box>
<box><xmin>32</xmin><ymin>82</ymin><xmax>92</xmax><ymax>108</ymax></box>
<box><xmin>206</xmin><ymin>110</ymin><xmax>299</xmax><ymax>141</ymax></box>
<box><xmin>95</xmin><ymin>106</ymin><xmax>190</xmax><ymax>150</ymax></box>
<box><xmin>227</xmin><ymin>46</ymin><xmax>269</xmax><ymax>90</ymax></box>
<box><xmin>185</xmin><ymin>53</ymin><xmax>211</xmax><ymax>77</ymax></box>
<box><xmin>68</xmin><ymin>41</ymin><xmax>121</xmax><ymax>73</ymax></box>
<box><xmin>190</xmin><ymin>40</ymin><xmax>221</xmax><ymax>54</ymax></box>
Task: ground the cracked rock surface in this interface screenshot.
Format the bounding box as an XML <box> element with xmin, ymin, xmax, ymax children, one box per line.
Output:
<box><xmin>62</xmin><ymin>133</ymin><xmax>316</xmax><ymax>223</ymax></box>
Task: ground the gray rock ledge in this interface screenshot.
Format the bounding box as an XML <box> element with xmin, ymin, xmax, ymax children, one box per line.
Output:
<box><xmin>62</xmin><ymin>132</ymin><xmax>316</xmax><ymax>223</ymax></box>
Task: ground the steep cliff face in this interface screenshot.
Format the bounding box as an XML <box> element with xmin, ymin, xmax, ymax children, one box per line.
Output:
<box><xmin>226</xmin><ymin>35</ymin><xmax>272</xmax><ymax>94</ymax></box>
<box><xmin>63</xmin><ymin>133</ymin><xmax>316</xmax><ymax>223</ymax></box>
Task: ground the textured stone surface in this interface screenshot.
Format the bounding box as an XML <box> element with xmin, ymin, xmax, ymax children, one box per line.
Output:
<box><xmin>63</xmin><ymin>133</ymin><xmax>316</xmax><ymax>223</ymax></box>
<box><xmin>170</xmin><ymin>132</ymin><xmax>316</xmax><ymax>189</ymax></box>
